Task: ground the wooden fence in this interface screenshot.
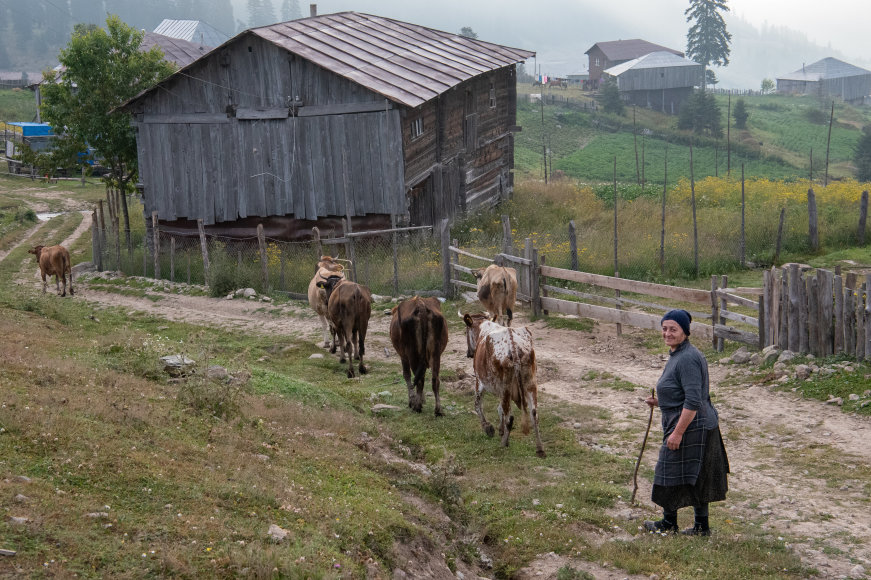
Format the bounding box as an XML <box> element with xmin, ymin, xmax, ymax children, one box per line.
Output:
<box><xmin>763</xmin><ymin>265</ymin><xmax>871</xmax><ymax>359</ymax></box>
<box><xmin>442</xmin><ymin>219</ymin><xmax>762</xmax><ymax>350</ymax></box>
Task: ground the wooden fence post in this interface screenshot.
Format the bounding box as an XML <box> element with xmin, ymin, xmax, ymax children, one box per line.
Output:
<box><xmin>97</xmin><ymin>200</ymin><xmax>106</xmax><ymax>265</ymax></box>
<box><xmin>440</xmin><ymin>218</ymin><xmax>452</xmax><ymax>299</ymax></box>
<box><xmin>857</xmin><ymin>283</ymin><xmax>866</xmax><ymax>360</ymax></box>
<box><xmin>690</xmin><ymin>142</ymin><xmax>699</xmax><ymax>277</ymax></box>
<box><xmin>808</xmin><ymin>188</ymin><xmax>819</xmax><ymax>251</ymax></box>
<box><xmin>798</xmin><ymin>269</ymin><xmax>809</xmax><ymax>354</ymax></box>
<box><xmin>197</xmin><ymin>219</ymin><xmax>209</xmax><ymax>287</ymax></box>
<box><xmin>834</xmin><ymin>273</ymin><xmax>844</xmax><ymax>355</ymax></box>
<box><xmin>170</xmin><ymin>237</ymin><xmax>175</xmax><ymax>282</ymax></box>
<box><xmin>778</xmin><ymin>269</ymin><xmax>789</xmax><ymax>350</ymax></box>
<box><xmin>257</xmin><ymin>223</ymin><xmax>268</xmax><ymax>292</ymax></box>
<box><xmin>845</xmin><ymin>285</ymin><xmax>855</xmax><ymax>357</ymax></box>
<box><xmin>717</xmin><ymin>274</ymin><xmax>728</xmax><ymax>352</ymax></box>
<box><xmin>711</xmin><ymin>276</ymin><xmax>720</xmax><ymax>350</ymax></box>
<box><xmin>808</xmin><ymin>275</ymin><xmax>820</xmax><ymax>356</ymax></box>
<box><xmin>151</xmin><ymin>211</ymin><xmax>160</xmax><ymax>280</ymax></box>
<box><xmin>568</xmin><ymin>220</ymin><xmax>578</xmax><ymax>271</ymax></box>
<box><xmin>858</xmin><ymin>190</ymin><xmax>868</xmax><ymax>245</ymax></box>
<box><xmin>740</xmin><ymin>165</ymin><xmax>746</xmax><ymax>267</ymax></box>
<box><xmin>91</xmin><ymin>211</ymin><xmax>102</xmax><ymax>272</ymax></box>
<box><xmin>774</xmin><ymin>208</ymin><xmax>786</xmax><ymax>265</ymax></box>
<box><xmin>865</xmin><ymin>275</ymin><xmax>871</xmax><ymax>361</ymax></box>
<box><xmin>312</xmin><ymin>226</ymin><xmax>323</xmax><ymax>258</ymax></box>
<box><xmin>187</xmin><ymin>252</ymin><xmax>191</xmax><ymax>285</ymax></box>
<box><xmin>788</xmin><ymin>264</ymin><xmax>800</xmax><ymax>352</ymax></box>
<box><xmin>391</xmin><ymin>215</ymin><xmax>399</xmax><ymax>297</ymax></box>
<box><xmin>523</xmin><ymin>238</ymin><xmax>533</xmax><ymax>299</ymax></box>
<box><xmin>501</xmin><ymin>214</ymin><xmax>512</xmax><ymax>256</ymax></box>
<box><xmin>822</xmin><ymin>270</ymin><xmax>834</xmax><ymax>356</ymax></box>
<box><xmin>757</xmin><ymin>287</ymin><xmax>766</xmax><ymax>351</ymax></box>
<box><xmin>279</xmin><ymin>251</ymin><xmax>286</xmax><ymax>292</ymax></box>
<box><xmin>540</xmin><ymin>254</ymin><xmax>549</xmax><ymax>316</ymax></box>
<box><xmin>531</xmin><ymin>247</ymin><xmax>541</xmax><ymax>318</ymax></box>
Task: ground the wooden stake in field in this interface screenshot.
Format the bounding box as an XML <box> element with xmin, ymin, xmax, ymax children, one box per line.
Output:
<box><xmin>690</xmin><ymin>140</ymin><xmax>699</xmax><ymax>277</ymax></box>
<box><xmin>858</xmin><ymin>190</ymin><xmax>869</xmax><ymax>245</ymax></box>
<box><xmin>808</xmin><ymin>188</ymin><xmax>819</xmax><ymax>251</ymax></box>
<box><xmin>659</xmin><ymin>145</ymin><xmax>668</xmax><ymax>275</ymax></box>
<box><xmin>727</xmin><ymin>92</ymin><xmax>731</xmax><ymax>176</ymax></box>
<box><xmin>613</xmin><ymin>156</ymin><xmax>621</xmax><ymax>336</ymax></box>
<box><xmin>824</xmin><ymin>101</ymin><xmax>834</xmax><ymax>187</ymax></box>
<box><xmin>633</xmin><ymin>106</ymin><xmax>640</xmax><ymax>184</ymax></box>
<box><xmin>741</xmin><ymin>164</ymin><xmax>746</xmax><ymax>267</ymax></box>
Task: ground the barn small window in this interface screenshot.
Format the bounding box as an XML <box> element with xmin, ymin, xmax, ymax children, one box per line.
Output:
<box><xmin>411</xmin><ymin>117</ymin><xmax>424</xmax><ymax>139</ymax></box>
<box><xmin>595</xmin><ymin>57</ymin><xmax>600</xmax><ymax>67</ymax></box>
<box><xmin>489</xmin><ymin>82</ymin><xmax>496</xmax><ymax>108</ymax></box>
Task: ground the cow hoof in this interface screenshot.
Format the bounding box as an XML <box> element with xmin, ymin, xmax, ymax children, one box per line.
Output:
<box><xmin>346</xmin><ymin>370</ymin><xmax>355</xmax><ymax>378</ymax></box>
<box><xmin>339</xmin><ymin>357</ymin><xmax>346</xmax><ymax>363</ymax></box>
<box><xmin>412</xmin><ymin>405</ymin><xmax>422</xmax><ymax>413</ymax></box>
<box><xmin>536</xmin><ymin>449</ymin><xmax>547</xmax><ymax>458</ymax></box>
<box><xmin>434</xmin><ymin>407</ymin><xmax>443</xmax><ymax>417</ymax></box>
<box><xmin>359</xmin><ymin>365</ymin><xmax>368</xmax><ymax>375</ymax></box>
<box><xmin>484</xmin><ymin>424</ymin><xmax>495</xmax><ymax>437</ymax></box>
<box><xmin>330</xmin><ymin>346</ymin><xmax>337</xmax><ymax>354</ymax></box>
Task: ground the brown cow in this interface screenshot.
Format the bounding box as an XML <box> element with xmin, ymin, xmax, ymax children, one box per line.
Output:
<box><xmin>307</xmin><ymin>256</ymin><xmax>345</xmax><ymax>348</ymax></box>
<box><xmin>474</xmin><ymin>264</ymin><xmax>517</xmax><ymax>326</ymax></box>
<box><xmin>28</xmin><ymin>245</ymin><xmax>73</xmax><ymax>297</ymax></box>
<box><xmin>316</xmin><ymin>276</ymin><xmax>372</xmax><ymax>378</ymax></box>
<box><xmin>463</xmin><ymin>313</ymin><xmax>545</xmax><ymax>457</ymax></box>
<box><xmin>389</xmin><ymin>297</ymin><xmax>449</xmax><ymax>416</ymax></box>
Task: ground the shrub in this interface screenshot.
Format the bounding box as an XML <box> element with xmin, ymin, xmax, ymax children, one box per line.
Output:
<box><xmin>733</xmin><ymin>98</ymin><xmax>749</xmax><ymax>129</ymax></box>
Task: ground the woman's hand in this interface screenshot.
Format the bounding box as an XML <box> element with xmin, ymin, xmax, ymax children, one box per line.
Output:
<box><xmin>645</xmin><ymin>395</ymin><xmax>658</xmax><ymax>408</ymax></box>
<box><xmin>666</xmin><ymin>431</ymin><xmax>683</xmax><ymax>450</ymax></box>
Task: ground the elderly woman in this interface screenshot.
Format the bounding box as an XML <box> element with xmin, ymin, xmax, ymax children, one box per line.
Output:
<box><xmin>643</xmin><ymin>309</ymin><xmax>729</xmax><ymax>536</ymax></box>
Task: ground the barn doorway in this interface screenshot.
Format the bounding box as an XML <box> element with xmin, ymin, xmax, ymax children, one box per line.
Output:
<box><xmin>407</xmin><ymin>174</ymin><xmax>434</xmax><ymax>226</ymax></box>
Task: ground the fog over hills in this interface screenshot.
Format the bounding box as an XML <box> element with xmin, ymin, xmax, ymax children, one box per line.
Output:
<box><xmin>229</xmin><ymin>0</ymin><xmax>871</xmax><ymax>91</ymax></box>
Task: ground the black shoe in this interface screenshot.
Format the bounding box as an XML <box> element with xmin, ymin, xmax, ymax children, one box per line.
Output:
<box><xmin>681</xmin><ymin>523</ymin><xmax>711</xmax><ymax>536</ymax></box>
<box><xmin>644</xmin><ymin>519</ymin><xmax>678</xmax><ymax>533</ymax></box>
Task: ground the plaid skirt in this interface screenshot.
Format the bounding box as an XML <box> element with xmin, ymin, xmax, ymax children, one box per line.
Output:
<box><xmin>652</xmin><ymin>426</ymin><xmax>729</xmax><ymax>511</ymax></box>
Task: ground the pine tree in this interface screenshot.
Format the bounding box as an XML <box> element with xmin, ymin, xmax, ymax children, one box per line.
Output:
<box><xmin>685</xmin><ymin>0</ymin><xmax>732</xmax><ymax>90</ymax></box>
<box><xmin>855</xmin><ymin>126</ymin><xmax>871</xmax><ymax>182</ymax></box>
<box><xmin>733</xmin><ymin>98</ymin><xmax>749</xmax><ymax>129</ymax></box>
<box><xmin>247</xmin><ymin>0</ymin><xmax>276</xmax><ymax>28</ymax></box>
<box><xmin>678</xmin><ymin>90</ymin><xmax>722</xmax><ymax>137</ymax></box>
<box><xmin>281</xmin><ymin>0</ymin><xmax>302</xmax><ymax>21</ymax></box>
<box><xmin>600</xmin><ymin>76</ymin><xmax>624</xmax><ymax>116</ymax></box>
<box><xmin>459</xmin><ymin>27</ymin><xmax>478</xmax><ymax>39</ymax></box>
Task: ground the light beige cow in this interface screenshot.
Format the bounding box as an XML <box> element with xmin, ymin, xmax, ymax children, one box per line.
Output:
<box><xmin>307</xmin><ymin>256</ymin><xmax>345</xmax><ymax>348</ymax></box>
<box><xmin>473</xmin><ymin>264</ymin><xmax>517</xmax><ymax>326</ymax></box>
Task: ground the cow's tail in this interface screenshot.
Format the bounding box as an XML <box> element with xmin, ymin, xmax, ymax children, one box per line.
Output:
<box><xmin>403</xmin><ymin>304</ymin><xmax>429</xmax><ymax>387</ymax></box>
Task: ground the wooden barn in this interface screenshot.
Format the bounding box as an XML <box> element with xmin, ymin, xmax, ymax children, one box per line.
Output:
<box><xmin>153</xmin><ymin>19</ymin><xmax>230</xmax><ymax>48</ymax></box>
<box><xmin>585</xmin><ymin>39</ymin><xmax>683</xmax><ymax>86</ymax></box>
<box><xmin>121</xmin><ymin>12</ymin><xmax>534</xmax><ymax>239</ymax></box>
<box><xmin>603</xmin><ymin>51</ymin><xmax>702</xmax><ymax>114</ymax></box>
<box><xmin>776</xmin><ymin>58</ymin><xmax>871</xmax><ymax>104</ymax></box>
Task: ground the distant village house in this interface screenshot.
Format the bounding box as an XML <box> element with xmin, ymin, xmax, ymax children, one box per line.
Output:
<box><xmin>603</xmin><ymin>51</ymin><xmax>702</xmax><ymax>114</ymax></box>
<box><xmin>585</xmin><ymin>39</ymin><xmax>684</xmax><ymax>86</ymax></box>
<box><xmin>776</xmin><ymin>57</ymin><xmax>871</xmax><ymax>105</ymax></box>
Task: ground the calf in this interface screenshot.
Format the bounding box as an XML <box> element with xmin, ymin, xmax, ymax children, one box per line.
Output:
<box><xmin>474</xmin><ymin>264</ymin><xmax>517</xmax><ymax>326</ymax></box>
<box><xmin>316</xmin><ymin>276</ymin><xmax>372</xmax><ymax>378</ymax></box>
<box><xmin>307</xmin><ymin>256</ymin><xmax>345</xmax><ymax>348</ymax></box>
<box><xmin>28</xmin><ymin>245</ymin><xmax>73</xmax><ymax>297</ymax></box>
<box><xmin>463</xmin><ymin>313</ymin><xmax>545</xmax><ymax>457</ymax></box>
<box><xmin>389</xmin><ymin>297</ymin><xmax>449</xmax><ymax>416</ymax></box>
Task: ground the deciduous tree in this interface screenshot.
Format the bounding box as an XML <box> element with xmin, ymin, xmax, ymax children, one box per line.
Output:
<box><xmin>459</xmin><ymin>27</ymin><xmax>478</xmax><ymax>39</ymax></box>
<box><xmin>760</xmin><ymin>78</ymin><xmax>775</xmax><ymax>94</ymax></box>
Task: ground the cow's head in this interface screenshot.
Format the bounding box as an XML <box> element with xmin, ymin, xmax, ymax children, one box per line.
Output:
<box><xmin>463</xmin><ymin>312</ymin><xmax>489</xmax><ymax>358</ymax></box>
<box><xmin>315</xmin><ymin>275</ymin><xmax>344</xmax><ymax>301</ymax></box>
<box><xmin>28</xmin><ymin>245</ymin><xmax>45</xmax><ymax>260</ymax></box>
<box><xmin>472</xmin><ymin>267</ymin><xmax>486</xmax><ymax>280</ymax></box>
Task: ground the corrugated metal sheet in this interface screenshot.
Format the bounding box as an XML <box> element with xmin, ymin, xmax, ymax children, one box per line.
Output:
<box><xmin>586</xmin><ymin>39</ymin><xmax>683</xmax><ymax>61</ymax></box>
<box><xmin>777</xmin><ymin>57</ymin><xmax>871</xmax><ymax>82</ymax></box>
<box><xmin>250</xmin><ymin>12</ymin><xmax>534</xmax><ymax>108</ymax></box>
<box><xmin>605</xmin><ymin>51</ymin><xmax>700</xmax><ymax>76</ymax></box>
<box><xmin>153</xmin><ymin>19</ymin><xmax>229</xmax><ymax>48</ymax></box>
<box><xmin>141</xmin><ymin>32</ymin><xmax>213</xmax><ymax>68</ymax></box>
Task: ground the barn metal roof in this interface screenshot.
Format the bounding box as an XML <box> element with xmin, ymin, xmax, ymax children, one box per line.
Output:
<box><xmin>586</xmin><ymin>39</ymin><xmax>683</xmax><ymax>61</ymax></box>
<box><xmin>777</xmin><ymin>57</ymin><xmax>871</xmax><ymax>82</ymax></box>
<box><xmin>250</xmin><ymin>12</ymin><xmax>535</xmax><ymax>108</ymax></box>
<box><xmin>141</xmin><ymin>32</ymin><xmax>213</xmax><ymax>68</ymax></box>
<box><xmin>153</xmin><ymin>19</ymin><xmax>229</xmax><ymax>48</ymax></box>
<box><xmin>604</xmin><ymin>51</ymin><xmax>700</xmax><ymax>77</ymax></box>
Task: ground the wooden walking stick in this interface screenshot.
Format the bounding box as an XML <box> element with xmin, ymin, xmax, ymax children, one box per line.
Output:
<box><xmin>631</xmin><ymin>388</ymin><xmax>656</xmax><ymax>504</ymax></box>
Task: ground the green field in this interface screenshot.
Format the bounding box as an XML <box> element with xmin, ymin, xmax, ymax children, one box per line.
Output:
<box><xmin>0</xmin><ymin>88</ymin><xmax>39</xmax><ymax>122</ymax></box>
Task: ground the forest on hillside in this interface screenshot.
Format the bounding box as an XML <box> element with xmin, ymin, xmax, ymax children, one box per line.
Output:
<box><xmin>0</xmin><ymin>0</ymin><xmax>306</xmax><ymax>71</ymax></box>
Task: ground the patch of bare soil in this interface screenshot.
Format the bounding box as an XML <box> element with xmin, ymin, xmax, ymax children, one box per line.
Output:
<box><xmin>5</xmin><ymin>219</ymin><xmax>871</xmax><ymax>579</ymax></box>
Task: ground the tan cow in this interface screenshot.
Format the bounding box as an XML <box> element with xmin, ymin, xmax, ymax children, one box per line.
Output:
<box><xmin>463</xmin><ymin>313</ymin><xmax>545</xmax><ymax>457</ymax></box>
<box><xmin>316</xmin><ymin>276</ymin><xmax>372</xmax><ymax>378</ymax></box>
<box><xmin>307</xmin><ymin>256</ymin><xmax>345</xmax><ymax>348</ymax></box>
<box><xmin>389</xmin><ymin>297</ymin><xmax>449</xmax><ymax>416</ymax></box>
<box><xmin>28</xmin><ymin>245</ymin><xmax>74</xmax><ymax>297</ymax></box>
<box><xmin>474</xmin><ymin>264</ymin><xmax>517</xmax><ymax>326</ymax></box>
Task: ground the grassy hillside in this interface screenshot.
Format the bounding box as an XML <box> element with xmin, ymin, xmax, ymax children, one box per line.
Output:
<box><xmin>0</xmin><ymin>88</ymin><xmax>39</xmax><ymax>122</ymax></box>
<box><xmin>515</xmin><ymin>85</ymin><xmax>871</xmax><ymax>185</ymax></box>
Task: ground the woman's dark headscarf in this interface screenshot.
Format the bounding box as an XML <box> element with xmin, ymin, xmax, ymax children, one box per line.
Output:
<box><xmin>661</xmin><ymin>309</ymin><xmax>692</xmax><ymax>336</ymax></box>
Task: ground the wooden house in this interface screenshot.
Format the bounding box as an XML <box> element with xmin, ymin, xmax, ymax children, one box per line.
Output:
<box><xmin>121</xmin><ymin>12</ymin><xmax>534</xmax><ymax>239</ymax></box>
<box><xmin>776</xmin><ymin>58</ymin><xmax>871</xmax><ymax>104</ymax></box>
<box><xmin>585</xmin><ymin>39</ymin><xmax>683</xmax><ymax>86</ymax></box>
<box><xmin>603</xmin><ymin>52</ymin><xmax>702</xmax><ymax>114</ymax></box>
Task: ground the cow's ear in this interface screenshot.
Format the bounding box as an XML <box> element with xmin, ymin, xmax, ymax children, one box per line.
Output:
<box><xmin>473</xmin><ymin>269</ymin><xmax>483</xmax><ymax>279</ymax></box>
<box><xmin>463</xmin><ymin>313</ymin><xmax>473</xmax><ymax>327</ymax></box>
<box><xmin>316</xmin><ymin>281</ymin><xmax>326</xmax><ymax>289</ymax></box>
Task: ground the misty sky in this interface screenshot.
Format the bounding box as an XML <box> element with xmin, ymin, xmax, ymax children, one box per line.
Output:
<box><xmin>233</xmin><ymin>0</ymin><xmax>870</xmax><ymax>86</ymax></box>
